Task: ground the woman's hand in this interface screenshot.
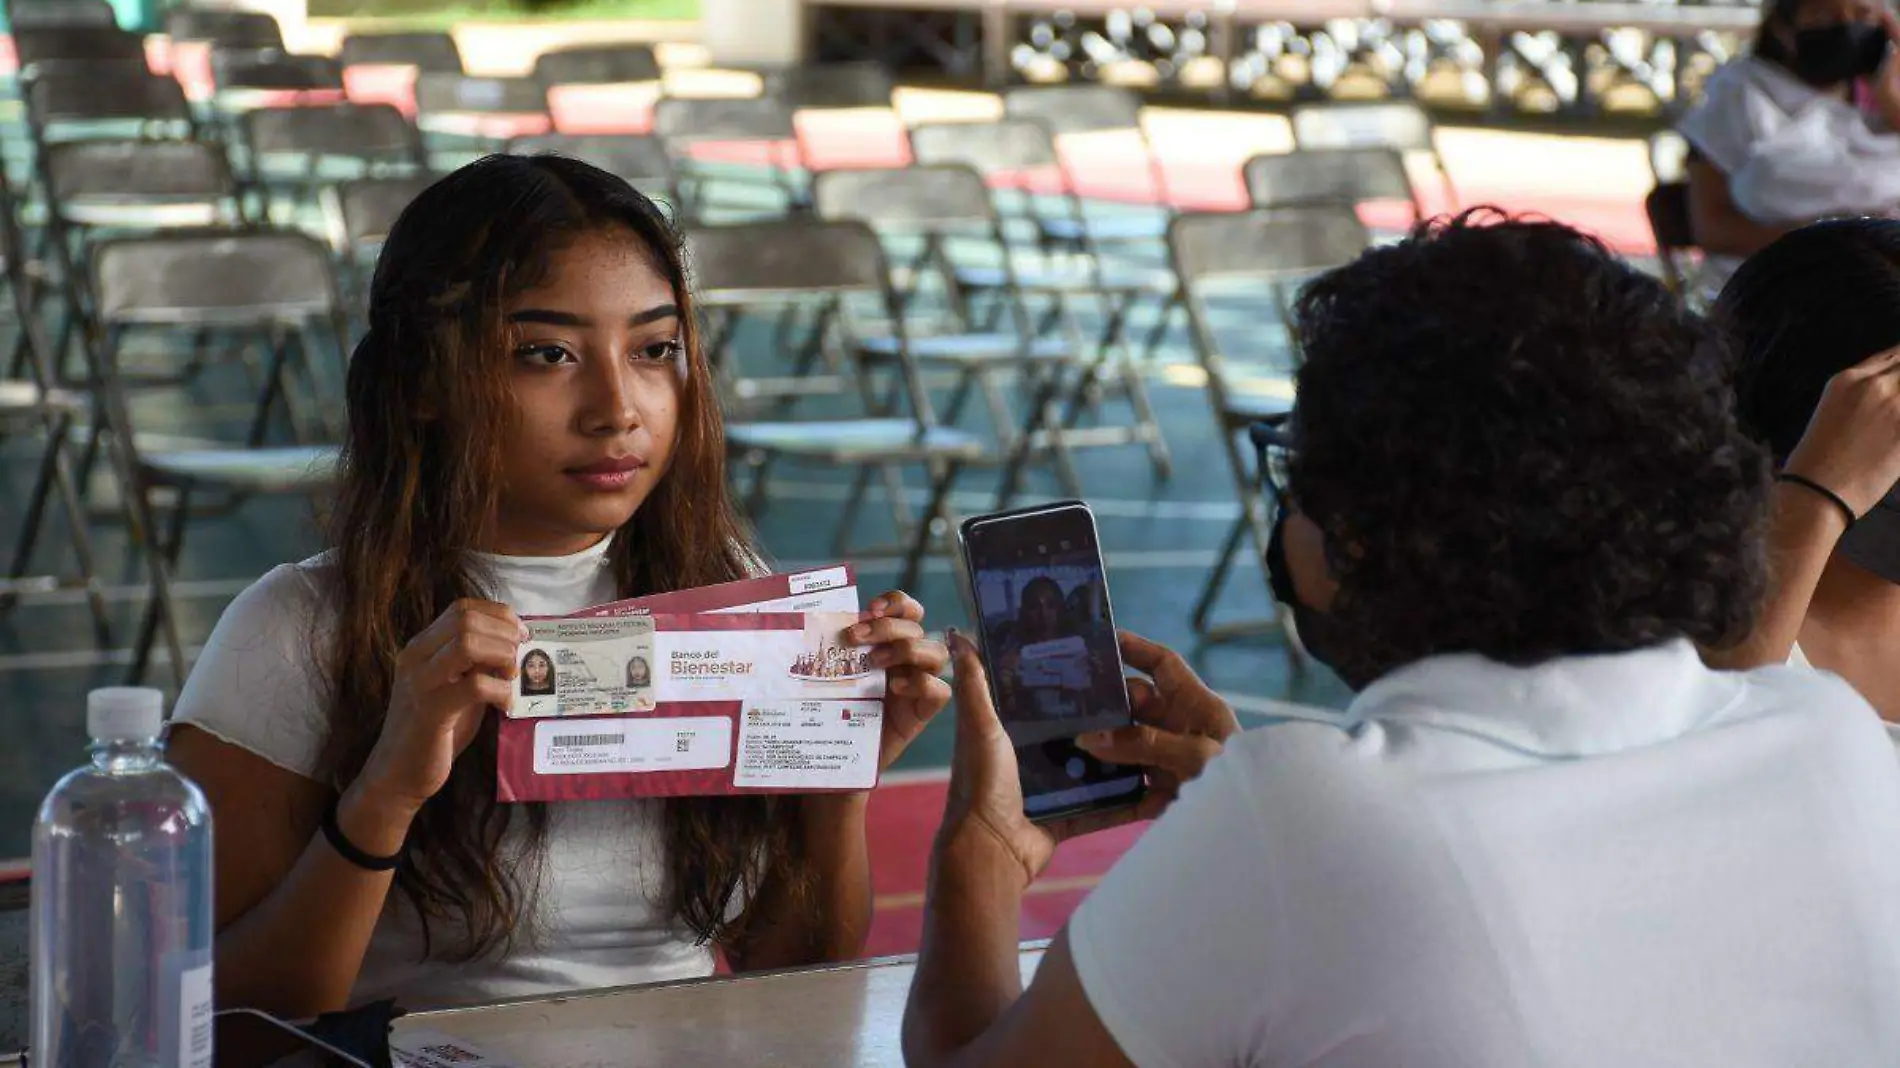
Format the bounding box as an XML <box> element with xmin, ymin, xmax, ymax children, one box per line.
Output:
<box><xmin>937</xmin><ymin>631</ymin><xmax>1143</xmax><ymax>889</ymax></box>
<box><xmin>849</xmin><ymin>590</ymin><xmax>951</xmax><ymax>772</ymax></box>
<box><xmin>353</xmin><ymin>599</ymin><xmax>523</xmax><ymax>821</ymax></box>
<box><xmin>1783</xmin><ymin>346</ymin><xmax>1900</xmax><ymax>519</ymax></box>
<box><xmin>1077</xmin><ymin>631</ymin><xmax>1239</xmax><ymax>820</ymax></box>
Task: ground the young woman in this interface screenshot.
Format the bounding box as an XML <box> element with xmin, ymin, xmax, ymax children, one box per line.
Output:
<box><xmin>165</xmin><ymin>155</ymin><xmax>951</xmax><ymax>1017</ymax></box>
<box><xmin>1678</xmin><ymin>0</ymin><xmax>1900</xmax><ymax>296</ymax></box>
<box><xmin>1710</xmin><ymin>218</ymin><xmax>1900</xmax><ymax>721</ymax></box>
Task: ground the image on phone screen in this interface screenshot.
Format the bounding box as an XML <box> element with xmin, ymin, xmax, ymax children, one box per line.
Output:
<box><xmin>962</xmin><ymin>503</ymin><xmax>1144</xmax><ymax>821</ymax></box>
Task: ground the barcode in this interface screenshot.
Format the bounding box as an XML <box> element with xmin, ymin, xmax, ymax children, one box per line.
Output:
<box><xmin>551</xmin><ymin>733</ymin><xmax>624</xmax><ymax>749</ymax></box>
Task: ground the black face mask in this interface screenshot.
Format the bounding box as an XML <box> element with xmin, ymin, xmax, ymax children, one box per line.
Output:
<box><xmin>1789</xmin><ymin>21</ymin><xmax>1889</xmax><ymax>86</ymax></box>
<box><xmin>1265</xmin><ymin>511</ymin><xmax>1372</xmax><ymax>691</ymax></box>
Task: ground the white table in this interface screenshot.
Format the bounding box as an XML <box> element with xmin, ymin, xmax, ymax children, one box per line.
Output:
<box><xmin>395</xmin><ymin>945</ymin><xmax>1047</xmax><ymax>1068</ymax></box>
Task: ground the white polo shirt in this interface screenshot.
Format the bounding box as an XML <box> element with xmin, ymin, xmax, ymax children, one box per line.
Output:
<box><xmin>1069</xmin><ymin>640</ymin><xmax>1900</xmax><ymax>1067</ymax></box>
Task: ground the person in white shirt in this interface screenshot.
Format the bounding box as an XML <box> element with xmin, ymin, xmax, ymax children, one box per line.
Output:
<box><xmin>164</xmin><ymin>155</ymin><xmax>952</xmax><ymax>1016</ymax></box>
<box><xmin>902</xmin><ymin>212</ymin><xmax>1900</xmax><ymax>1067</ymax></box>
<box><xmin>1709</xmin><ymin>218</ymin><xmax>1900</xmax><ymax>727</ymax></box>
<box><xmin>1678</xmin><ymin>0</ymin><xmax>1900</xmax><ymax>296</ymax></box>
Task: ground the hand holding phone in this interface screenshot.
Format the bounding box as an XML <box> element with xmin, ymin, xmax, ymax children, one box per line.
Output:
<box><xmin>958</xmin><ymin>501</ymin><xmax>1144</xmax><ymax>823</ymax></box>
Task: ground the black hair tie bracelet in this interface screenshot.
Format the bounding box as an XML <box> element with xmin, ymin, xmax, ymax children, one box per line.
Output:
<box><xmin>321</xmin><ymin>796</ymin><xmax>406</xmax><ymax>872</ymax></box>
<box><xmin>1777</xmin><ymin>472</ymin><xmax>1859</xmax><ymax>532</ymax></box>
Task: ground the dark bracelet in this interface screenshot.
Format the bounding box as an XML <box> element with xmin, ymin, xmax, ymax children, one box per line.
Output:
<box><xmin>321</xmin><ymin>797</ymin><xmax>405</xmax><ymax>872</ymax></box>
<box><xmin>1777</xmin><ymin>472</ymin><xmax>1859</xmax><ymax>530</ymax></box>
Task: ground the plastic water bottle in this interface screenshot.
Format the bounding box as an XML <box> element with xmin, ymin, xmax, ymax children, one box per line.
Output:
<box><xmin>30</xmin><ymin>688</ymin><xmax>215</xmax><ymax>1068</ymax></box>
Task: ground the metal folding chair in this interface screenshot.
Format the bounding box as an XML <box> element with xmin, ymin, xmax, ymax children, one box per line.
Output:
<box><xmin>533</xmin><ymin>43</ymin><xmax>662</xmax><ymax>87</ymax></box>
<box><xmin>654</xmin><ymin>95</ymin><xmax>804</xmax><ymax>215</ymax></box>
<box><xmin>211</xmin><ymin>48</ymin><xmax>346</xmax><ymax>110</ymax></box>
<box><xmin>414</xmin><ymin>73</ymin><xmax>551</xmax><ymax>146</ymax></box>
<box><xmin>322</xmin><ymin>174</ymin><xmax>435</xmax><ymax>310</ymax></box>
<box><xmin>164</xmin><ymin>7</ymin><xmax>284</xmax><ymax>50</ymax></box>
<box><xmin>241</xmin><ymin>101</ymin><xmax>423</xmax><ymax>223</ymax></box>
<box><xmin>0</xmin><ymin>146</ymin><xmax>109</xmax><ymax>642</ymax></box>
<box><xmin>812</xmin><ymin>163</ymin><xmax>1153</xmax><ymax>505</ymax></box>
<box><xmin>1289</xmin><ymin>101</ymin><xmax>1457</xmax><ymax>209</ymax></box>
<box><xmin>1243</xmin><ymin>147</ymin><xmax>1422</xmax><ymax>221</ymax></box>
<box><xmin>1002</xmin><ymin>84</ymin><xmax>1171</xmax><ymax>246</ymax></box>
<box><xmin>1168</xmin><ymin>206</ymin><xmax>1369</xmax><ymax>644</ymax></box>
<box><xmin>689</xmin><ymin>217</ymin><xmax>987</xmax><ymax>589</ymax></box>
<box><xmin>8</xmin><ymin>0</ymin><xmax>118</xmax><ymax>30</ymax></box>
<box><xmin>85</xmin><ymin>229</ymin><xmax>347</xmax><ymax>686</ymax></box>
<box><xmin>24</xmin><ymin>67</ymin><xmax>197</xmax><ymax>145</ymax></box>
<box><xmin>337</xmin><ymin>31</ymin><xmax>464</xmax><ymax>74</ymax></box>
<box><xmin>770</xmin><ymin>61</ymin><xmax>895</xmax><ymax>111</ymax></box>
<box><xmin>13</xmin><ymin>26</ymin><xmax>146</xmax><ymax>79</ymax></box>
<box><xmin>506</xmin><ymin>133</ymin><xmax>681</xmax><ymax>213</ymax></box>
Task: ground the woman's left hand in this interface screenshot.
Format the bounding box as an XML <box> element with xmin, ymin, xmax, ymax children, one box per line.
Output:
<box><xmin>849</xmin><ymin>590</ymin><xmax>951</xmax><ymax>772</ymax></box>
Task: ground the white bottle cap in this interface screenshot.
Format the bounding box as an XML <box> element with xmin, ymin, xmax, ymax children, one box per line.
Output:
<box><xmin>87</xmin><ymin>687</ymin><xmax>165</xmax><ymax>741</ymax></box>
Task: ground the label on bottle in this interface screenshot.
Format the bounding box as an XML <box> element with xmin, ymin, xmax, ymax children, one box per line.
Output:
<box><xmin>180</xmin><ymin>963</ymin><xmax>214</xmax><ymax>1068</ymax></box>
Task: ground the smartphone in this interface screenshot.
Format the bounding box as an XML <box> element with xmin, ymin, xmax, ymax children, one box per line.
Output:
<box><xmin>958</xmin><ymin>500</ymin><xmax>1145</xmax><ymax>822</ymax></box>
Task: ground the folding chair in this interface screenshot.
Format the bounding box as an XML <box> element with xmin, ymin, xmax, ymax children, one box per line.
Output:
<box><xmin>533</xmin><ymin>43</ymin><xmax>662</xmax><ymax>87</ymax></box>
<box><xmin>241</xmin><ymin>102</ymin><xmax>424</xmax><ymax>222</ymax></box>
<box><xmin>689</xmin><ymin>217</ymin><xmax>987</xmax><ymax>589</ymax></box>
<box><xmin>86</xmin><ymin>229</ymin><xmax>347</xmax><ymax>685</ymax></box>
<box><xmin>535</xmin><ymin>44</ymin><xmax>664</xmax><ymax>136</ymax></box>
<box><xmin>337</xmin><ymin>31</ymin><xmax>464</xmax><ymax>74</ymax></box>
<box><xmin>770</xmin><ymin>61</ymin><xmax>896</xmax><ymax>111</ymax></box>
<box><xmin>163</xmin><ymin>7</ymin><xmax>284</xmax><ymax>50</ymax></box>
<box><xmin>1646</xmin><ymin>181</ymin><xmax>1699</xmax><ymax>298</ymax></box>
<box><xmin>211</xmin><ymin>48</ymin><xmax>346</xmax><ymax>114</ymax></box>
<box><xmin>506</xmin><ymin>133</ymin><xmax>681</xmax><ymax>213</ymax></box>
<box><xmin>1002</xmin><ymin>84</ymin><xmax>1171</xmax><ymax>247</ymax></box>
<box><xmin>322</xmin><ymin>174</ymin><xmax>435</xmax><ymax>310</ymax></box>
<box><xmin>13</xmin><ymin>26</ymin><xmax>146</xmax><ymax>79</ymax></box>
<box><xmin>24</xmin><ymin>67</ymin><xmax>197</xmax><ymax>145</ymax></box>
<box><xmin>8</xmin><ymin>0</ymin><xmax>119</xmax><ymax>30</ymax></box>
<box><xmin>413</xmin><ymin>73</ymin><xmax>552</xmax><ymax>146</ymax></box>
<box><xmin>812</xmin><ymin>163</ymin><xmax>1158</xmax><ymax>505</ymax></box>
<box><xmin>654</xmin><ymin>95</ymin><xmax>804</xmax><ymax>215</ymax></box>
<box><xmin>0</xmin><ymin>146</ymin><xmax>109</xmax><ymax>642</ymax></box>
<box><xmin>1168</xmin><ymin>206</ymin><xmax>1369</xmax><ymax>644</ymax></box>
<box><xmin>1289</xmin><ymin>101</ymin><xmax>1457</xmax><ymax>210</ymax></box>
<box><xmin>1243</xmin><ymin>147</ymin><xmax>1422</xmax><ymax>221</ymax></box>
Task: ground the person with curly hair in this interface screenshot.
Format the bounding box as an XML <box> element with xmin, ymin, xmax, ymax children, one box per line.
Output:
<box><xmin>902</xmin><ymin>211</ymin><xmax>1900</xmax><ymax>1067</ymax></box>
<box><xmin>1709</xmin><ymin>218</ymin><xmax>1900</xmax><ymax>724</ymax></box>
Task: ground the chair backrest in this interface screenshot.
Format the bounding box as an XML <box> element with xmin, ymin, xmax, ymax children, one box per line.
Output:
<box><xmin>508</xmin><ymin>133</ymin><xmax>673</xmax><ymax>184</ymax></box>
<box><xmin>338</xmin><ymin>31</ymin><xmax>463</xmax><ymax>73</ymax></box>
<box><xmin>9</xmin><ymin>0</ymin><xmax>118</xmax><ymax>30</ymax></box>
<box><xmin>91</xmin><ymin>229</ymin><xmax>338</xmax><ymax>325</ymax></box>
<box><xmin>769</xmin><ymin>61</ymin><xmax>895</xmax><ymax>110</ymax></box>
<box><xmin>1649</xmin><ymin>129</ymin><xmax>1690</xmax><ymax>185</ymax></box>
<box><xmin>1243</xmin><ymin>148</ymin><xmax>1417</xmax><ymax>211</ymax></box>
<box><xmin>164</xmin><ymin>7</ymin><xmax>283</xmax><ymax>49</ymax></box>
<box><xmin>14</xmin><ymin>26</ymin><xmax>145</xmax><ymax>70</ymax></box>
<box><xmin>213</xmin><ymin>48</ymin><xmax>345</xmax><ymax>92</ymax></box>
<box><xmin>653</xmin><ymin>95</ymin><xmax>795</xmax><ymax>144</ymax></box>
<box><xmin>811</xmin><ymin>165</ymin><xmax>995</xmax><ymax>230</ymax></box>
<box><xmin>414</xmin><ymin>73</ymin><xmax>548</xmax><ymax>116</ymax></box>
<box><xmin>1291</xmin><ymin>101</ymin><xmax>1435</xmax><ymax>154</ymax></box>
<box><xmin>1004</xmin><ymin>84</ymin><xmax>1142</xmax><ymax>136</ymax></box>
<box><xmin>327</xmin><ymin>175</ymin><xmax>436</xmax><ymax>253</ymax></box>
<box><xmin>908</xmin><ymin>119</ymin><xmax>1060</xmax><ymax>176</ymax></box>
<box><xmin>686</xmin><ymin>218</ymin><xmax>886</xmax><ymax>298</ymax></box>
<box><xmin>27</xmin><ymin>69</ymin><xmax>194</xmax><ymax>128</ymax></box>
<box><xmin>245</xmin><ymin>103</ymin><xmax>422</xmax><ymax>167</ymax></box>
<box><xmin>533</xmin><ymin>43</ymin><xmax>661</xmax><ymax>86</ymax></box>
<box><xmin>1169</xmin><ymin>206</ymin><xmax>1370</xmax><ymax>287</ymax></box>
<box><xmin>43</xmin><ymin>139</ymin><xmax>235</xmax><ymax>204</ymax></box>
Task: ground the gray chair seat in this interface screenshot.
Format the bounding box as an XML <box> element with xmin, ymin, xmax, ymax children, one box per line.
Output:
<box><xmin>62</xmin><ymin>202</ymin><xmax>226</xmax><ymax>229</ymax></box>
<box><xmin>1222</xmin><ymin>393</ymin><xmax>1292</xmax><ymax>428</ymax></box>
<box><xmin>727</xmin><ymin>419</ymin><xmax>987</xmax><ymax>463</ymax></box>
<box><xmin>0</xmin><ymin>381</ymin><xmax>85</xmax><ymax>416</ymax></box>
<box><xmin>855</xmin><ymin>333</ymin><xmax>1071</xmax><ymax>364</ymax></box>
<box><xmin>953</xmin><ymin>261</ymin><xmax>1174</xmax><ymax>296</ymax></box>
<box><xmin>139</xmin><ymin>444</ymin><xmax>338</xmax><ymax>491</ymax></box>
<box><xmin>1035</xmin><ymin>214</ymin><xmax>1169</xmax><ymax>244</ymax></box>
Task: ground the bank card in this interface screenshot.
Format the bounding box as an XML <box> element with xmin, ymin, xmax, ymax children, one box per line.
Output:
<box><xmin>496</xmin><ymin>566</ymin><xmax>885</xmax><ymax>801</ymax></box>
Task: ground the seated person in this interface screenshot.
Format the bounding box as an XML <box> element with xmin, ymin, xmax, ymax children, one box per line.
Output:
<box><xmin>1679</xmin><ymin>0</ymin><xmax>1900</xmax><ymax>295</ymax></box>
<box><xmin>1709</xmin><ymin>217</ymin><xmax>1900</xmax><ymax>724</ymax></box>
<box><xmin>903</xmin><ymin>213</ymin><xmax>1900</xmax><ymax>1066</ymax></box>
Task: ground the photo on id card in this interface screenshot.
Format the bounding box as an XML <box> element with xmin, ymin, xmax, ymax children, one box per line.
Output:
<box><xmin>513</xmin><ymin>615</ymin><xmax>657</xmax><ymax>719</ymax></box>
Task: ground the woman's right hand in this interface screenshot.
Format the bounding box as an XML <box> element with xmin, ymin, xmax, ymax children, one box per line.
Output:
<box><xmin>1782</xmin><ymin>346</ymin><xmax>1900</xmax><ymax>520</ymax></box>
<box><xmin>1077</xmin><ymin>631</ymin><xmax>1240</xmax><ymax>821</ymax></box>
<box><xmin>352</xmin><ymin>599</ymin><xmax>525</xmax><ymax>820</ymax></box>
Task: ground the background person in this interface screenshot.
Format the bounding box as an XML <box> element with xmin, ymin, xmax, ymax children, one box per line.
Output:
<box><xmin>163</xmin><ymin>155</ymin><xmax>951</xmax><ymax>1018</ymax></box>
<box><xmin>1680</xmin><ymin>0</ymin><xmax>1900</xmax><ymax>294</ymax></box>
<box><xmin>903</xmin><ymin>214</ymin><xmax>1900</xmax><ymax>1067</ymax></box>
<box><xmin>1709</xmin><ymin>218</ymin><xmax>1900</xmax><ymax>723</ymax></box>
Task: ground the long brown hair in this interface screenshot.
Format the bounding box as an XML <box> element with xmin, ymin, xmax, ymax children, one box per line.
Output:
<box><xmin>319</xmin><ymin>154</ymin><xmax>807</xmax><ymax>958</ymax></box>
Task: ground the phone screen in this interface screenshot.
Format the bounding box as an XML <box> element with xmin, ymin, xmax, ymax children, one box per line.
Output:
<box><xmin>961</xmin><ymin>502</ymin><xmax>1144</xmax><ymax>821</ymax></box>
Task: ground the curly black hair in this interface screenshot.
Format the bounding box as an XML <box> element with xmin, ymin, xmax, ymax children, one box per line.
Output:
<box><xmin>1288</xmin><ymin>209</ymin><xmax>1771</xmax><ymax>683</ymax></box>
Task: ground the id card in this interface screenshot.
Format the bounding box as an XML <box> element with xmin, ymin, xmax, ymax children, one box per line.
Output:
<box><xmin>513</xmin><ymin>616</ymin><xmax>657</xmax><ymax>718</ymax></box>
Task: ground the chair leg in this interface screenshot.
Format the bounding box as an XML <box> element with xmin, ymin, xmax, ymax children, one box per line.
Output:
<box><xmin>129</xmin><ymin>485</ymin><xmax>191</xmax><ymax>688</ymax></box>
<box><xmin>2</xmin><ymin>413</ymin><xmax>63</xmax><ymax>597</ymax></box>
<box><xmin>832</xmin><ymin>464</ymin><xmax>877</xmax><ymax>559</ymax></box>
<box><xmin>48</xmin><ymin>416</ymin><xmax>112</xmax><ymax>646</ymax></box>
<box><xmin>899</xmin><ymin>458</ymin><xmax>963</xmax><ymax>593</ymax></box>
<box><xmin>1116</xmin><ymin>352</ymin><xmax>1173</xmax><ymax>479</ymax></box>
<box><xmin>247</xmin><ymin>327</ymin><xmax>292</xmax><ymax>446</ymax></box>
<box><xmin>1138</xmin><ymin>290</ymin><xmax>1183</xmax><ymax>364</ymax></box>
<box><xmin>1190</xmin><ymin>511</ymin><xmax>1251</xmax><ymax>635</ymax></box>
